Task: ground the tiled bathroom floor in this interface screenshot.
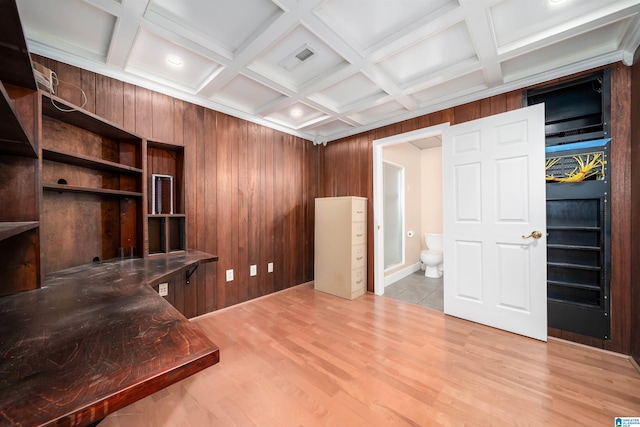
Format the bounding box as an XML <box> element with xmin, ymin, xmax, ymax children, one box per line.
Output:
<box><xmin>382</xmin><ymin>269</ymin><xmax>443</xmax><ymax>311</ymax></box>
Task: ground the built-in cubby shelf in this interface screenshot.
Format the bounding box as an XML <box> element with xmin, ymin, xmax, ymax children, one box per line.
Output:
<box><xmin>0</xmin><ymin>221</ymin><xmax>39</xmax><ymax>242</ymax></box>
<box><xmin>0</xmin><ymin>82</ymin><xmax>36</xmax><ymax>157</ymax></box>
<box><xmin>43</xmin><ymin>148</ymin><xmax>144</xmax><ymax>175</ymax></box>
<box><xmin>148</xmin><ymin>214</ymin><xmax>186</xmax><ymax>255</ymax></box>
<box><xmin>43</xmin><ymin>183</ymin><xmax>143</xmax><ymax>198</ymax></box>
<box><xmin>40</xmin><ymin>91</ymin><xmax>144</xmax><ymax>273</ymax></box>
<box><xmin>41</xmin><ymin>92</ymin><xmax>140</xmax><ymax>143</ymax></box>
<box><xmin>0</xmin><ymin>0</ymin><xmax>41</xmax><ymax>296</ymax></box>
<box><xmin>146</xmin><ymin>140</ymin><xmax>186</xmax><ymax>256</ymax></box>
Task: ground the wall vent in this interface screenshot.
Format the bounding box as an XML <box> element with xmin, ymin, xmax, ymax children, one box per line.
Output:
<box><xmin>280</xmin><ymin>45</ymin><xmax>316</xmax><ymax>71</ymax></box>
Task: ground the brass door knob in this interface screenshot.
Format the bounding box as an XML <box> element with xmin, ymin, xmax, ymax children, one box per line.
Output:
<box><xmin>522</xmin><ymin>230</ymin><xmax>542</xmax><ymax>239</ymax></box>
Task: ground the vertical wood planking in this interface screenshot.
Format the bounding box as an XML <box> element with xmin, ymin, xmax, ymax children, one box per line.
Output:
<box><xmin>203</xmin><ymin>109</ymin><xmax>217</xmax><ymax>313</ymax></box>
<box><xmin>122</xmin><ymin>83</ymin><xmax>136</xmax><ymax>134</ymax></box>
<box><xmin>173</xmin><ymin>99</ymin><xmax>185</xmax><ymax>146</ymax></box>
<box><xmin>606</xmin><ymin>64</ymin><xmax>632</xmax><ymax>354</ymax></box>
<box><xmin>273</xmin><ymin>133</ymin><xmax>284</xmax><ymax>291</ymax></box>
<box><xmin>152</xmin><ymin>92</ymin><xmax>173</xmax><ymax>143</ymax></box>
<box><xmin>264</xmin><ymin>127</ymin><xmax>275</xmax><ymax>296</ymax></box>
<box><xmin>630</xmin><ymin>50</ymin><xmax>640</xmax><ymax>365</ymax></box>
<box><xmin>247</xmin><ymin>122</ymin><xmax>261</xmax><ymax>299</ymax></box>
<box><xmin>237</xmin><ymin>120</ymin><xmax>249</xmax><ymax>304</ymax></box>
<box><xmin>188</xmin><ymin>105</ymin><xmax>205</xmax><ymax>318</ymax></box>
<box><xmin>182</xmin><ymin>102</ymin><xmax>197</xmax><ymax>315</ymax></box>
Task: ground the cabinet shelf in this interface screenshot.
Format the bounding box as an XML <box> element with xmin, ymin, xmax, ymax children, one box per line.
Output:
<box><xmin>548</xmin><ymin>297</ymin><xmax>601</xmax><ymax>309</ymax></box>
<box><xmin>547</xmin><ymin>226</ymin><xmax>600</xmax><ymax>231</ymax></box>
<box><xmin>43</xmin><ymin>183</ymin><xmax>143</xmax><ymax>198</ymax></box>
<box><xmin>547</xmin><ymin>244</ymin><xmax>600</xmax><ymax>251</ymax></box>
<box><xmin>42</xmin><ymin>148</ymin><xmax>143</xmax><ymax>175</ymax></box>
<box><xmin>0</xmin><ymin>221</ymin><xmax>39</xmax><ymax>242</ymax></box>
<box><xmin>547</xmin><ymin>261</ymin><xmax>601</xmax><ymax>271</ymax></box>
<box><xmin>547</xmin><ymin>280</ymin><xmax>601</xmax><ymax>292</ymax></box>
<box><xmin>0</xmin><ymin>82</ymin><xmax>36</xmax><ymax>157</ymax></box>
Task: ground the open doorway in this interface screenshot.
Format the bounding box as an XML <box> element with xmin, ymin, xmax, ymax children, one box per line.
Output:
<box><xmin>372</xmin><ymin>123</ymin><xmax>449</xmax><ymax>307</ymax></box>
<box><xmin>382</xmin><ymin>138</ymin><xmax>444</xmax><ymax>310</ymax></box>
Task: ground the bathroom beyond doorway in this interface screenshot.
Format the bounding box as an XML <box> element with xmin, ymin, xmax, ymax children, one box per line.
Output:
<box><xmin>383</xmin><ymin>269</ymin><xmax>443</xmax><ymax>311</ymax></box>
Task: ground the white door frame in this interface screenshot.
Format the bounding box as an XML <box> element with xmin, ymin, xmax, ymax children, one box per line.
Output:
<box><xmin>372</xmin><ymin>123</ymin><xmax>450</xmax><ymax>296</ymax></box>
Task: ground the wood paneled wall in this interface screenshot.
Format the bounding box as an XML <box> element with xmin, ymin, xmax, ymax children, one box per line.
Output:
<box><xmin>318</xmin><ymin>65</ymin><xmax>634</xmax><ymax>354</ymax></box>
<box><xmin>33</xmin><ymin>55</ymin><xmax>317</xmax><ymax>318</ymax></box>
<box><xmin>631</xmin><ymin>51</ymin><xmax>640</xmax><ymax>366</ymax></box>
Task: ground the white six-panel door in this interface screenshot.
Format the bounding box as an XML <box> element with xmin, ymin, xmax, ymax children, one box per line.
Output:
<box><xmin>442</xmin><ymin>104</ymin><xmax>547</xmax><ymax>341</ymax></box>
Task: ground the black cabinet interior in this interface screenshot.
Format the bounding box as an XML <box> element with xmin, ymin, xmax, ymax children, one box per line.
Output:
<box><xmin>525</xmin><ymin>70</ymin><xmax>611</xmax><ymax>339</ymax></box>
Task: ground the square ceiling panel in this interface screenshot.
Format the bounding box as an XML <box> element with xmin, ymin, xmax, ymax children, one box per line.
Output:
<box><xmin>310</xmin><ymin>73</ymin><xmax>385</xmax><ymax>112</ymax></box>
<box><xmin>315</xmin><ymin>0</ymin><xmax>457</xmax><ymax>52</ymax></box>
<box><xmin>248</xmin><ymin>25</ymin><xmax>349</xmax><ymax>91</ymax></box>
<box><xmin>211</xmin><ymin>74</ymin><xmax>285</xmax><ymax>113</ymax></box>
<box><xmin>17</xmin><ymin>0</ymin><xmax>115</xmax><ymax>60</ymax></box>
<box><xmin>376</xmin><ymin>22</ymin><xmax>477</xmax><ymax>87</ymax></box>
<box><xmin>265</xmin><ymin>102</ymin><xmax>328</xmax><ymax>129</ymax></box>
<box><xmin>348</xmin><ymin>100</ymin><xmax>408</xmax><ymax>125</ymax></box>
<box><xmin>148</xmin><ymin>0</ymin><xmax>283</xmax><ymax>55</ymax></box>
<box><xmin>501</xmin><ymin>18</ymin><xmax>632</xmax><ymax>83</ymax></box>
<box><xmin>126</xmin><ymin>29</ymin><xmax>222</xmax><ymax>92</ymax></box>
<box><xmin>491</xmin><ymin>0</ymin><xmax>623</xmax><ymax>51</ymax></box>
<box><xmin>411</xmin><ymin>70</ymin><xmax>487</xmax><ymax>105</ymax></box>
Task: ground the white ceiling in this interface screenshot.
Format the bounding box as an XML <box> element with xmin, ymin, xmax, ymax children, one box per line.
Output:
<box><xmin>16</xmin><ymin>0</ymin><xmax>640</xmax><ymax>144</ymax></box>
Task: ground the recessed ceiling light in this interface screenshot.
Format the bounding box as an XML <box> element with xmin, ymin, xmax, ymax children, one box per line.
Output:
<box><xmin>290</xmin><ymin>108</ymin><xmax>303</xmax><ymax>118</ymax></box>
<box><xmin>167</xmin><ymin>56</ymin><xmax>183</xmax><ymax>66</ymax></box>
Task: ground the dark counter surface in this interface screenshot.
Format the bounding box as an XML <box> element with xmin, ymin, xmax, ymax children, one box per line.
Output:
<box><xmin>0</xmin><ymin>251</ymin><xmax>219</xmax><ymax>426</ymax></box>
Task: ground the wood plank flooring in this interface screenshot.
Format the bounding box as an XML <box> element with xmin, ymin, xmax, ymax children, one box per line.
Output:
<box><xmin>101</xmin><ymin>283</ymin><xmax>640</xmax><ymax>426</ymax></box>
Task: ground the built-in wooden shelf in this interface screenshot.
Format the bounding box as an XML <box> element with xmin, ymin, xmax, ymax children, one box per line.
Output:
<box><xmin>148</xmin><ymin>213</ymin><xmax>186</xmax><ymax>218</ymax></box>
<box><xmin>43</xmin><ymin>147</ymin><xmax>143</xmax><ymax>174</ymax></box>
<box><xmin>0</xmin><ymin>0</ymin><xmax>37</xmax><ymax>90</ymax></box>
<box><xmin>42</xmin><ymin>92</ymin><xmax>141</xmax><ymax>143</ymax></box>
<box><xmin>43</xmin><ymin>183</ymin><xmax>143</xmax><ymax>198</ymax></box>
<box><xmin>0</xmin><ymin>221</ymin><xmax>39</xmax><ymax>242</ymax></box>
<box><xmin>0</xmin><ymin>82</ymin><xmax>36</xmax><ymax>157</ymax></box>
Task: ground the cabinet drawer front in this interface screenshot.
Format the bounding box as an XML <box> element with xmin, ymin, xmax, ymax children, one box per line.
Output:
<box><xmin>352</xmin><ymin>199</ymin><xmax>366</xmax><ymax>222</ymax></box>
<box><xmin>351</xmin><ymin>268</ymin><xmax>366</xmax><ymax>292</ymax></box>
<box><xmin>352</xmin><ymin>244</ymin><xmax>366</xmax><ymax>268</ymax></box>
<box><xmin>352</xmin><ymin>222</ymin><xmax>366</xmax><ymax>245</ymax></box>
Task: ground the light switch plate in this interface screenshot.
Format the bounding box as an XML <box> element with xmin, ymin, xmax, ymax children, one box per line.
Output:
<box><xmin>250</xmin><ymin>265</ymin><xmax>257</xmax><ymax>276</ymax></box>
<box><xmin>158</xmin><ymin>282</ymin><xmax>168</xmax><ymax>297</ymax></box>
<box><xmin>268</xmin><ymin>262</ymin><xmax>273</xmax><ymax>273</ymax></box>
<box><xmin>226</xmin><ymin>269</ymin><xmax>234</xmax><ymax>282</ymax></box>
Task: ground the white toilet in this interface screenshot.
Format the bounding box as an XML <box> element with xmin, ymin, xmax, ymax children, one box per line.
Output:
<box><xmin>420</xmin><ymin>233</ymin><xmax>443</xmax><ymax>278</ymax></box>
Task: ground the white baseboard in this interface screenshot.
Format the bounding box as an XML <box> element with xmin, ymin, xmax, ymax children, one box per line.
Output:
<box><xmin>384</xmin><ymin>262</ymin><xmax>421</xmax><ymax>287</ymax></box>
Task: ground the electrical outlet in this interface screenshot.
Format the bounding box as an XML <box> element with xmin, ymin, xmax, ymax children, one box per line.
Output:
<box><xmin>250</xmin><ymin>265</ymin><xmax>257</xmax><ymax>276</ymax></box>
<box><xmin>158</xmin><ymin>282</ymin><xmax>168</xmax><ymax>297</ymax></box>
<box><xmin>268</xmin><ymin>262</ymin><xmax>273</xmax><ymax>273</ymax></box>
<box><xmin>226</xmin><ymin>269</ymin><xmax>234</xmax><ymax>282</ymax></box>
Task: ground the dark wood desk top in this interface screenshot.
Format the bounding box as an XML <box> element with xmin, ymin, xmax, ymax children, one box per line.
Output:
<box><xmin>0</xmin><ymin>251</ymin><xmax>219</xmax><ymax>427</ymax></box>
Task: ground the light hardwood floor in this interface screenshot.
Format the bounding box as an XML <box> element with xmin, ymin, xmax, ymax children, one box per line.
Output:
<box><xmin>101</xmin><ymin>283</ymin><xmax>640</xmax><ymax>426</ymax></box>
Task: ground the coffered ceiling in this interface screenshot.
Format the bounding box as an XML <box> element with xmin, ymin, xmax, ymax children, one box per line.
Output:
<box><xmin>15</xmin><ymin>0</ymin><xmax>640</xmax><ymax>144</ymax></box>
